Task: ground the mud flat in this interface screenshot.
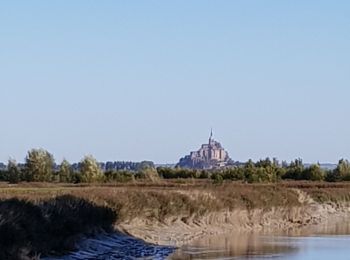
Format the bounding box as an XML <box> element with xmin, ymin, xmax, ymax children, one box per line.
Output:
<box><xmin>45</xmin><ymin>232</ymin><xmax>175</xmax><ymax>260</ymax></box>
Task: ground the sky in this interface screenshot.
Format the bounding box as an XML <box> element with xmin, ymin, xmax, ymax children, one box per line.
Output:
<box><xmin>1</xmin><ymin>1</ymin><xmax>350</xmax><ymax>164</ymax></box>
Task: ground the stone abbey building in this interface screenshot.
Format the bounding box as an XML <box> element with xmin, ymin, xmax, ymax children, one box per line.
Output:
<box><xmin>176</xmin><ymin>130</ymin><xmax>232</xmax><ymax>169</ymax></box>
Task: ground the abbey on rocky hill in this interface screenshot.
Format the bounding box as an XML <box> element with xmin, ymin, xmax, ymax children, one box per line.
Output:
<box><xmin>176</xmin><ymin>130</ymin><xmax>233</xmax><ymax>169</ymax></box>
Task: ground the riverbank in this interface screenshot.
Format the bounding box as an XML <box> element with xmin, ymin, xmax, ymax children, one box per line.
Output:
<box><xmin>118</xmin><ymin>185</ymin><xmax>350</xmax><ymax>246</ymax></box>
<box><xmin>1</xmin><ymin>181</ymin><xmax>350</xmax><ymax>258</ymax></box>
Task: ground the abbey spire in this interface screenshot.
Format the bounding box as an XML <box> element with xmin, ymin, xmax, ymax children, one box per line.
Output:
<box><xmin>209</xmin><ymin>128</ymin><xmax>213</xmax><ymax>144</ymax></box>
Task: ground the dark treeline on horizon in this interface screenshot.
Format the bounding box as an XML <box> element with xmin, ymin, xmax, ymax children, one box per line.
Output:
<box><xmin>0</xmin><ymin>148</ymin><xmax>350</xmax><ymax>184</ymax></box>
<box><xmin>158</xmin><ymin>158</ymin><xmax>350</xmax><ymax>183</ymax></box>
<box><xmin>0</xmin><ymin>160</ymin><xmax>154</xmax><ymax>172</ymax></box>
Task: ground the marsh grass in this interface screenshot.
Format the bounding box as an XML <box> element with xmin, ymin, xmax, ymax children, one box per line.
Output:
<box><xmin>280</xmin><ymin>181</ymin><xmax>350</xmax><ymax>203</ymax></box>
<box><xmin>0</xmin><ymin>181</ymin><xmax>302</xmax><ymax>223</ymax></box>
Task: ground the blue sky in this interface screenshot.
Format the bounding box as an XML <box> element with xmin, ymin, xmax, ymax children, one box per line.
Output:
<box><xmin>1</xmin><ymin>1</ymin><xmax>349</xmax><ymax>164</ymax></box>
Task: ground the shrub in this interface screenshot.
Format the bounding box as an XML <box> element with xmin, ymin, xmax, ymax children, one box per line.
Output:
<box><xmin>104</xmin><ymin>170</ymin><xmax>134</xmax><ymax>182</ymax></box>
<box><xmin>212</xmin><ymin>173</ymin><xmax>223</xmax><ymax>185</ymax></box>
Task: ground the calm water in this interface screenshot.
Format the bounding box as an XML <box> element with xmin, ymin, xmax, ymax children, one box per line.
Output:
<box><xmin>51</xmin><ymin>215</ymin><xmax>350</xmax><ymax>259</ymax></box>
<box><xmin>171</xmin><ymin>233</ymin><xmax>350</xmax><ymax>259</ymax></box>
<box><xmin>172</xmin><ymin>216</ymin><xmax>350</xmax><ymax>259</ymax></box>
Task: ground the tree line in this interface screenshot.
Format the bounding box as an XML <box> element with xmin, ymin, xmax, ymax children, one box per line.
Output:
<box><xmin>159</xmin><ymin>158</ymin><xmax>350</xmax><ymax>183</ymax></box>
<box><xmin>0</xmin><ymin>149</ymin><xmax>157</xmax><ymax>184</ymax></box>
<box><xmin>1</xmin><ymin>149</ymin><xmax>350</xmax><ymax>184</ymax></box>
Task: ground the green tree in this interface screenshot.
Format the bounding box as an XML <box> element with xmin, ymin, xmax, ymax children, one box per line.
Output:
<box><xmin>7</xmin><ymin>159</ymin><xmax>21</xmax><ymax>184</ymax></box>
<box><xmin>24</xmin><ymin>149</ymin><xmax>55</xmax><ymax>182</ymax></box>
<box><xmin>326</xmin><ymin>159</ymin><xmax>350</xmax><ymax>182</ymax></box>
<box><xmin>302</xmin><ymin>164</ymin><xmax>325</xmax><ymax>181</ymax></box>
<box><xmin>255</xmin><ymin>157</ymin><xmax>272</xmax><ymax>168</ymax></box>
<box><xmin>80</xmin><ymin>155</ymin><xmax>103</xmax><ymax>183</ymax></box>
<box><xmin>283</xmin><ymin>158</ymin><xmax>304</xmax><ymax>180</ymax></box>
<box><xmin>59</xmin><ymin>159</ymin><xmax>72</xmax><ymax>183</ymax></box>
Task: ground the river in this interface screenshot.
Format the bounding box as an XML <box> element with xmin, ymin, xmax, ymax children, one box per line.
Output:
<box><xmin>48</xmin><ymin>215</ymin><xmax>350</xmax><ymax>259</ymax></box>
<box><xmin>172</xmin><ymin>215</ymin><xmax>350</xmax><ymax>259</ymax></box>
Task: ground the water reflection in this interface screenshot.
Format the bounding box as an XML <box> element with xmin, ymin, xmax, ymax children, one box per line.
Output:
<box><xmin>171</xmin><ymin>233</ymin><xmax>298</xmax><ymax>259</ymax></box>
<box><xmin>50</xmin><ymin>215</ymin><xmax>350</xmax><ymax>259</ymax></box>
<box><xmin>172</xmin><ymin>215</ymin><xmax>350</xmax><ymax>259</ymax></box>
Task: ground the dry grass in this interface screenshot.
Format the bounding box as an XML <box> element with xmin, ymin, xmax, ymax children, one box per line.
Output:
<box><xmin>279</xmin><ymin>181</ymin><xmax>350</xmax><ymax>203</ymax></box>
<box><xmin>1</xmin><ymin>180</ymin><xmax>349</xmax><ymax>224</ymax></box>
<box><xmin>0</xmin><ymin>181</ymin><xmax>303</xmax><ymax>222</ymax></box>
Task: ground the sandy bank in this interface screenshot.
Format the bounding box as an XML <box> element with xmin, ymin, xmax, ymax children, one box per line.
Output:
<box><xmin>118</xmin><ymin>189</ymin><xmax>350</xmax><ymax>245</ymax></box>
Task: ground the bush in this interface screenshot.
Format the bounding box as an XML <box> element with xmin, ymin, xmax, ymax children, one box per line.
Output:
<box><xmin>212</xmin><ymin>173</ymin><xmax>223</xmax><ymax>185</ymax></box>
<box><xmin>104</xmin><ymin>170</ymin><xmax>134</xmax><ymax>182</ymax></box>
<box><xmin>221</xmin><ymin>167</ymin><xmax>244</xmax><ymax>181</ymax></box>
<box><xmin>136</xmin><ymin>167</ymin><xmax>160</xmax><ymax>182</ymax></box>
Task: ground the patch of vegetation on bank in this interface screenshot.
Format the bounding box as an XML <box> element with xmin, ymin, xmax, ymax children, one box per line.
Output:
<box><xmin>305</xmin><ymin>187</ymin><xmax>350</xmax><ymax>204</ymax></box>
<box><xmin>0</xmin><ymin>183</ymin><xmax>301</xmax><ymax>224</ymax></box>
<box><xmin>280</xmin><ymin>182</ymin><xmax>350</xmax><ymax>203</ymax></box>
<box><xmin>0</xmin><ymin>195</ymin><xmax>116</xmax><ymax>260</ymax></box>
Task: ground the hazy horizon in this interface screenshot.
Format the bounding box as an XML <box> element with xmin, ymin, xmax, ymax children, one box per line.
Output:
<box><xmin>1</xmin><ymin>1</ymin><xmax>350</xmax><ymax>164</ymax></box>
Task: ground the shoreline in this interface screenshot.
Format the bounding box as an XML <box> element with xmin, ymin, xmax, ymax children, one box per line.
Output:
<box><xmin>118</xmin><ymin>190</ymin><xmax>350</xmax><ymax>246</ymax></box>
